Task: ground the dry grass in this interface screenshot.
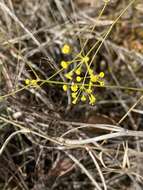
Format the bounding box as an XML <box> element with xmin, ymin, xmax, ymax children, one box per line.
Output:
<box><xmin>0</xmin><ymin>0</ymin><xmax>143</xmax><ymax>189</ymax></box>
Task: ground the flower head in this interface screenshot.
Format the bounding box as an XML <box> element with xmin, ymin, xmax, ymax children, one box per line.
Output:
<box><xmin>31</xmin><ymin>80</ymin><xmax>37</xmax><ymax>86</ymax></box>
<box><xmin>62</xmin><ymin>44</ymin><xmax>71</xmax><ymax>54</ymax></box>
<box><xmin>75</xmin><ymin>68</ymin><xmax>81</xmax><ymax>75</ymax></box>
<box><xmin>65</xmin><ymin>71</ymin><xmax>73</xmax><ymax>80</ymax></box>
<box><xmin>71</xmin><ymin>83</ymin><xmax>78</xmax><ymax>92</ymax></box>
<box><xmin>72</xmin><ymin>92</ymin><xmax>77</xmax><ymax>98</ymax></box>
<box><xmin>61</xmin><ymin>61</ymin><xmax>68</xmax><ymax>69</ymax></box>
<box><xmin>81</xmin><ymin>95</ymin><xmax>86</xmax><ymax>102</ymax></box>
<box><xmin>90</xmin><ymin>75</ymin><xmax>98</xmax><ymax>82</ymax></box>
<box><xmin>86</xmin><ymin>88</ymin><xmax>92</xmax><ymax>94</ymax></box>
<box><xmin>99</xmin><ymin>81</ymin><xmax>105</xmax><ymax>86</ymax></box>
<box><xmin>89</xmin><ymin>69</ymin><xmax>94</xmax><ymax>75</ymax></box>
<box><xmin>72</xmin><ymin>98</ymin><xmax>78</xmax><ymax>104</ymax></box>
<box><xmin>89</xmin><ymin>94</ymin><xmax>96</xmax><ymax>105</ymax></box>
<box><xmin>99</xmin><ymin>72</ymin><xmax>105</xmax><ymax>78</ymax></box>
<box><xmin>25</xmin><ymin>79</ymin><xmax>38</xmax><ymax>86</ymax></box>
<box><xmin>25</xmin><ymin>79</ymin><xmax>30</xmax><ymax>85</ymax></box>
<box><xmin>76</xmin><ymin>76</ymin><xmax>82</xmax><ymax>82</ymax></box>
<box><xmin>63</xmin><ymin>84</ymin><xmax>68</xmax><ymax>91</ymax></box>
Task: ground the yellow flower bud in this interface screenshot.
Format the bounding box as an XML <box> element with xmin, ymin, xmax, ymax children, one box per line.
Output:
<box><xmin>25</xmin><ymin>79</ymin><xmax>30</xmax><ymax>85</ymax></box>
<box><xmin>31</xmin><ymin>80</ymin><xmax>37</xmax><ymax>86</ymax></box>
<box><xmin>75</xmin><ymin>68</ymin><xmax>81</xmax><ymax>75</ymax></box>
<box><xmin>72</xmin><ymin>98</ymin><xmax>77</xmax><ymax>104</ymax></box>
<box><xmin>89</xmin><ymin>69</ymin><xmax>93</xmax><ymax>75</ymax></box>
<box><xmin>81</xmin><ymin>95</ymin><xmax>86</xmax><ymax>102</ymax></box>
<box><xmin>99</xmin><ymin>72</ymin><xmax>104</xmax><ymax>78</ymax></box>
<box><xmin>61</xmin><ymin>61</ymin><xmax>68</xmax><ymax>69</ymax></box>
<box><xmin>90</xmin><ymin>75</ymin><xmax>98</xmax><ymax>82</ymax></box>
<box><xmin>89</xmin><ymin>94</ymin><xmax>96</xmax><ymax>105</ymax></box>
<box><xmin>65</xmin><ymin>72</ymin><xmax>73</xmax><ymax>80</ymax></box>
<box><xmin>62</xmin><ymin>44</ymin><xmax>71</xmax><ymax>54</ymax></box>
<box><xmin>76</xmin><ymin>76</ymin><xmax>82</xmax><ymax>82</ymax></box>
<box><xmin>86</xmin><ymin>88</ymin><xmax>92</xmax><ymax>94</ymax></box>
<box><xmin>71</xmin><ymin>83</ymin><xmax>78</xmax><ymax>92</ymax></box>
<box><xmin>72</xmin><ymin>92</ymin><xmax>77</xmax><ymax>98</ymax></box>
<box><xmin>63</xmin><ymin>84</ymin><xmax>68</xmax><ymax>91</ymax></box>
<box><xmin>100</xmin><ymin>81</ymin><xmax>105</xmax><ymax>86</ymax></box>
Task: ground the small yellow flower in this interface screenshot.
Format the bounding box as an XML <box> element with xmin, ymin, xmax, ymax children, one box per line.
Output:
<box><xmin>61</xmin><ymin>61</ymin><xmax>68</xmax><ymax>69</ymax></box>
<box><xmin>86</xmin><ymin>88</ymin><xmax>92</xmax><ymax>94</ymax></box>
<box><xmin>81</xmin><ymin>95</ymin><xmax>86</xmax><ymax>102</ymax></box>
<box><xmin>90</xmin><ymin>75</ymin><xmax>98</xmax><ymax>82</ymax></box>
<box><xmin>71</xmin><ymin>83</ymin><xmax>78</xmax><ymax>92</ymax></box>
<box><xmin>100</xmin><ymin>81</ymin><xmax>105</xmax><ymax>86</ymax></box>
<box><xmin>72</xmin><ymin>92</ymin><xmax>77</xmax><ymax>98</ymax></box>
<box><xmin>89</xmin><ymin>94</ymin><xmax>96</xmax><ymax>105</ymax></box>
<box><xmin>99</xmin><ymin>72</ymin><xmax>105</xmax><ymax>78</ymax></box>
<box><xmin>65</xmin><ymin>72</ymin><xmax>73</xmax><ymax>80</ymax></box>
<box><xmin>76</xmin><ymin>76</ymin><xmax>82</xmax><ymax>82</ymax></box>
<box><xmin>31</xmin><ymin>80</ymin><xmax>37</xmax><ymax>86</ymax></box>
<box><xmin>75</xmin><ymin>68</ymin><xmax>81</xmax><ymax>75</ymax></box>
<box><xmin>25</xmin><ymin>79</ymin><xmax>30</xmax><ymax>85</ymax></box>
<box><xmin>63</xmin><ymin>84</ymin><xmax>68</xmax><ymax>91</ymax></box>
<box><xmin>62</xmin><ymin>44</ymin><xmax>71</xmax><ymax>54</ymax></box>
<box><xmin>89</xmin><ymin>69</ymin><xmax>94</xmax><ymax>75</ymax></box>
<box><xmin>72</xmin><ymin>98</ymin><xmax>77</xmax><ymax>104</ymax></box>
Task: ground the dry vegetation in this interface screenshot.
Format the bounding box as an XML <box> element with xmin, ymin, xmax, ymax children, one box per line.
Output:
<box><xmin>0</xmin><ymin>0</ymin><xmax>143</xmax><ymax>189</ymax></box>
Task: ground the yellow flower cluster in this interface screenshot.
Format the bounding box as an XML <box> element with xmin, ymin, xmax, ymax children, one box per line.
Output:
<box><xmin>61</xmin><ymin>44</ymin><xmax>71</xmax><ymax>54</ymax></box>
<box><xmin>25</xmin><ymin>79</ymin><xmax>38</xmax><ymax>86</ymax></box>
<box><xmin>61</xmin><ymin>44</ymin><xmax>105</xmax><ymax>105</ymax></box>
